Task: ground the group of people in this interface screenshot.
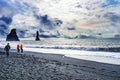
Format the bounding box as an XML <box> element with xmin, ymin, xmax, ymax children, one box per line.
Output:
<box><xmin>17</xmin><ymin>44</ymin><xmax>23</xmax><ymax>53</ymax></box>
<box><xmin>4</xmin><ymin>43</ymin><xmax>24</xmax><ymax>57</ymax></box>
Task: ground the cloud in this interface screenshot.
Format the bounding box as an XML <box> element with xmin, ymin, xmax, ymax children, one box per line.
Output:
<box><xmin>67</xmin><ymin>26</ymin><xmax>76</xmax><ymax>30</ymax></box>
<box><xmin>0</xmin><ymin>16</ymin><xmax>12</xmax><ymax>37</ymax></box>
<box><xmin>9</xmin><ymin>14</ymin><xmax>39</xmax><ymax>37</ymax></box>
<box><xmin>0</xmin><ymin>16</ymin><xmax>12</xmax><ymax>24</ymax></box>
<box><xmin>40</xmin><ymin>31</ymin><xmax>60</xmax><ymax>38</ymax></box>
<box><xmin>0</xmin><ymin>7</ymin><xmax>13</xmax><ymax>17</ymax></box>
<box><xmin>8</xmin><ymin>13</ymin><xmax>62</xmax><ymax>38</ymax></box>
<box><xmin>34</xmin><ymin>14</ymin><xmax>62</xmax><ymax>30</ymax></box>
<box><xmin>104</xmin><ymin>12</ymin><xmax>120</xmax><ymax>22</ymax></box>
<box><xmin>0</xmin><ymin>0</ymin><xmax>120</xmax><ymax>38</ymax></box>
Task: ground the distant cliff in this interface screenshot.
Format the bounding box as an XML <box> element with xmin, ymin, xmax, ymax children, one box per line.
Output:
<box><xmin>35</xmin><ymin>31</ymin><xmax>40</xmax><ymax>41</ymax></box>
<box><xmin>6</xmin><ymin>29</ymin><xmax>20</xmax><ymax>41</ymax></box>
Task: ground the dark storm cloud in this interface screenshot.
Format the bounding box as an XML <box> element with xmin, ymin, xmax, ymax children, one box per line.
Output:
<box><xmin>0</xmin><ymin>16</ymin><xmax>12</xmax><ymax>25</ymax></box>
<box><xmin>67</xmin><ymin>27</ymin><xmax>76</xmax><ymax>30</ymax></box>
<box><xmin>75</xmin><ymin>4</ymin><xmax>82</xmax><ymax>8</ymax></box>
<box><xmin>0</xmin><ymin>16</ymin><xmax>12</xmax><ymax>36</ymax></box>
<box><xmin>0</xmin><ymin>24</ymin><xmax>7</xmax><ymax>36</ymax></box>
<box><xmin>35</xmin><ymin>14</ymin><xmax>62</xmax><ymax>30</ymax></box>
<box><xmin>104</xmin><ymin>12</ymin><xmax>120</xmax><ymax>22</ymax></box>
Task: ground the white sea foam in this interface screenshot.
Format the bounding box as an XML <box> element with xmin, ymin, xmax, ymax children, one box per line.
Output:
<box><xmin>0</xmin><ymin>40</ymin><xmax>120</xmax><ymax>65</ymax></box>
<box><xmin>23</xmin><ymin>47</ymin><xmax>120</xmax><ymax>65</ymax></box>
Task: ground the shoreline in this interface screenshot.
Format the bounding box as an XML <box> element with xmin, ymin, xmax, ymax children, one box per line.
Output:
<box><xmin>24</xmin><ymin>51</ymin><xmax>120</xmax><ymax>73</ymax></box>
<box><xmin>0</xmin><ymin>51</ymin><xmax>120</xmax><ymax>80</ymax></box>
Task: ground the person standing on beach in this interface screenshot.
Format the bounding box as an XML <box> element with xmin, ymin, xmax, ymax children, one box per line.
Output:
<box><xmin>4</xmin><ymin>43</ymin><xmax>11</xmax><ymax>57</ymax></box>
<box><xmin>20</xmin><ymin>44</ymin><xmax>23</xmax><ymax>53</ymax></box>
<box><xmin>17</xmin><ymin>44</ymin><xmax>20</xmax><ymax>53</ymax></box>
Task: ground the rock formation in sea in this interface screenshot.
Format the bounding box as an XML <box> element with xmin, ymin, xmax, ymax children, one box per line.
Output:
<box><xmin>35</xmin><ymin>31</ymin><xmax>40</xmax><ymax>41</ymax></box>
<box><xmin>6</xmin><ymin>29</ymin><xmax>20</xmax><ymax>41</ymax></box>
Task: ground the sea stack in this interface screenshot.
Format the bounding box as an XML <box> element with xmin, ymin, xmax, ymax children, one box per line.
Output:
<box><xmin>35</xmin><ymin>31</ymin><xmax>40</xmax><ymax>41</ymax></box>
<box><xmin>6</xmin><ymin>29</ymin><xmax>20</xmax><ymax>41</ymax></box>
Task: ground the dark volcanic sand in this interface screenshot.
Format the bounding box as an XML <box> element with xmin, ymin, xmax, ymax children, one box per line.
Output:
<box><xmin>0</xmin><ymin>51</ymin><xmax>120</xmax><ymax>80</ymax></box>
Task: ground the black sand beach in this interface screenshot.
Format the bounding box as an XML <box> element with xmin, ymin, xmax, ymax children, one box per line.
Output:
<box><xmin>0</xmin><ymin>51</ymin><xmax>120</xmax><ymax>80</ymax></box>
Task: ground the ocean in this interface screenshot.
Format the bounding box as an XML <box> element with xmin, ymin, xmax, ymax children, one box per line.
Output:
<box><xmin>1</xmin><ymin>38</ymin><xmax>120</xmax><ymax>65</ymax></box>
<box><xmin>21</xmin><ymin>38</ymin><xmax>120</xmax><ymax>52</ymax></box>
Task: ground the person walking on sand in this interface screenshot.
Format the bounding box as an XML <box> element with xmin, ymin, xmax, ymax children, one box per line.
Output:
<box><xmin>4</xmin><ymin>43</ymin><xmax>11</xmax><ymax>57</ymax></box>
<box><xmin>20</xmin><ymin>44</ymin><xmax>23</xmax><ymax>53</ymax></box>
<box><xmin>17</xmin><ymin>44</ymin><xmax>20</xmax><ymax>53</ymax></box>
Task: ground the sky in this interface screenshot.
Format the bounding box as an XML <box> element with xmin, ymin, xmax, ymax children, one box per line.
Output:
<box><xmin>0</xmin><ymin>0</ymin><xmax>120</xmax><ymax>38</ymax></box>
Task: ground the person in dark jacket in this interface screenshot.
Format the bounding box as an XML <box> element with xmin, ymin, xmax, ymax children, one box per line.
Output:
<box><xmin>4</xmin><ymin>43</ymin><xmax>11</xmax><ymax>57</ymax></box>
